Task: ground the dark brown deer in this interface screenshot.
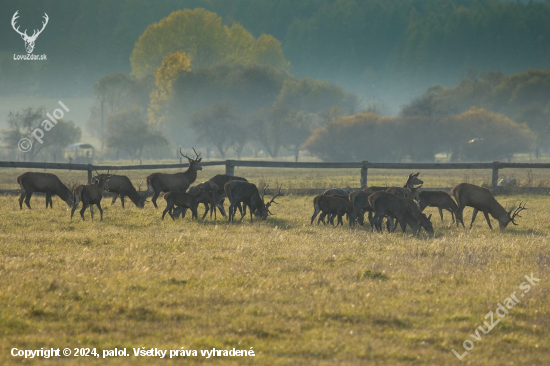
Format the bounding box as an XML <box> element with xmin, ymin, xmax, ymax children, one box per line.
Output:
<box><xmin>323</xmin><ymin>188</ymin><xmax>353</xmax><ymax>196</ymax></box>
<box><xmin>349</xmin><ymin>190</ymin><xmax>375</xmax><ymax>227</ymax></box>
<box><xmin>417</xmin><ymin>191</ymin><xmax>458</xmax><ymax>224</ymax></box>
<box><xmin>71</xmin><ymin>175</ymin><xmax>112</xmax><ymax>221</ymax></box>
<box><xmin>225</xmin><ymin>182</ymin><xmax>283</xmax><ymax>222</ymax></box>
<box><xmin>452</xmin><ymin>183</ymin><xmax>526</xmax><ymax>230</ymax></box>
<box><xmin>317</xmin><ymin>195</ymin><xmax>355</xmax><ymax>226</ymax></box>
<box><xmin>146</xmin><ymin>148</ymin><xmax>202</xmax><ymax>208</ymax></box>
<box><xmin>369</xmin><ymin>192</ymin><xmax>433</xmax><ymax>235</ymax></box>
<box><xmin>207</xmin><ymin>174</ymin><xmax>248</xmax><ymax>218</ymax></box>
<box><xmin>311</xmin><ymin>191</ymin><xmax>353</xmax><ymax>225</ymax></box>
<box><xmin>172</xmin><ymin>181</ymin><xmax>219</xmax><ymax>219</ymax></box>
<box><xmin>366</xmin><ymin>172</ymin><xmax>423</xmax><ymax>192</ymax></box>
<box><xmin>93</xmin><ymin>173</ymin><xmax>147</xmax><ymax>208</ymax></box>
<box><xmin>385</xmin><ymin>185</ymin><xmax>422</xmax><ymax>200</ymax></box>
<box><xmin>17</xmin><ymin>172</ymin><xmax>74</xmax><ymax>209</ymax></box>
<box><xmin>161</xmin><ymin>188</ymin><xmax>205</xmax><ymax>220</ymax></box>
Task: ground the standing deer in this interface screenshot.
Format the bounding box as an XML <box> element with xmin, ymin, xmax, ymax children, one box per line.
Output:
<box><xmin>349</xmin><ymin>190</ymin><xmax>375</xmax><ymax>227</ymax></box>
<box><xmin>93</xmin><ymin>173</ymin><xmax>147</xmax><ymax>208</ymax></box>
<box><xmin>161</xmin><ymin>189</ymin><xmax>206</xmax><ymax>220</ymax></box>
<box><xmin>417</xmin><ymin>191</ymin><xmax>458</xmax><ymax>224</ymax></box>
<box><xmin>171</xmin><ymin>181</ymin><xmax>219</xmax><ymax>219</ymax></box>
<box><xmin>225</xmin><ymin>182</ymin><xmax>283</xmax><ymax>222</ymax></box>
<box><xmin>316</xmin><ymin>195</ymin><xmax>356</xmax><ymax>226</ymax></box>
<box><xmin>146</xmin><ymin>148</ymin><xmax>202</xmax><ymax>208</ymax></box>
<box><xmin>452</xmin><ymin>183</ymin><xmax>526</xmax><ymax>230</ymax></box>
<box><xmin>17</xmin><ymin>172</ymin><xmax>74</xmax><ymax>209</ymax></box>
<box><xmin>369</xmin><ymin>192</ymin><xmax>433</xmax><ymax>235</ymax></box>
<box><xmin>71</xmin><ymin>175</ymin><xmax>112</xmax><ymax>221</ymax></box>
<box><xmin>207</xmin><ymin>174</ymin><xmax>248</xmax><ymax>218</ymax></box>
<box><xmin>366</xmin><ymin>172</ymin><xmax>423</xmax><ymax>192</ymax></box>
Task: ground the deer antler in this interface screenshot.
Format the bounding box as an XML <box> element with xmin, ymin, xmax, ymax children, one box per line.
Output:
<box><xmin>180</xmin><ymin>148</ymin><xmax>192</xmax><ymax>160</ymax></box>
<box><xmin>30</xmin><ymin>13</ymin><xmax>48</xmax><ymax>40</ymax></box>
<box><xmin>11</xmin><ymin>11</ymin><xmax>27</xmax><ymax>38</ymax></box>
<box><xmin>262</xmin><ymin>184</ymin><xmax>269</xmax><ymax>202</ymax></box>
<box><xmin>192</xmin><ymin>147</ymin><xmax>201</xmax><ymax>159</ymax></box>
<box><xmin>510</xmin><ymin>202</ymin><xmax>527</xmax><ymax>226</ymax></box>
<box><xmin>267</xmin><ymin>184</ymin><xmax>283</xmax><ymax>206</ymax></box>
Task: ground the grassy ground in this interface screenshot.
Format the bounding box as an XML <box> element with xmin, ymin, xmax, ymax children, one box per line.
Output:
<box><xmin>0</xmin><ymin>181</ymin><xmax>548</xmax><ymax>365</ymax></box>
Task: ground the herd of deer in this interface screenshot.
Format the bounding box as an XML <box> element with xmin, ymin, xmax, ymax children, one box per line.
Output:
<box><xmin>16</xmin><ymin>149</ymin><xmax>282</xmax><ymax>223</ymax></box>
<box><xmin>15</xmin><ymin>148</ymin><xmax>526</xmax><ymax>232</ymax></box>
<box><xmin>312</xmin><ymin>172</ymin><xmax>527</xmax><ymax>234</ymax></box>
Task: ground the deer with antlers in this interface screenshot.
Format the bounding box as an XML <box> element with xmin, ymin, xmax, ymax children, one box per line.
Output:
<box><xmin>225</xmin><ymin>182</ymin><xmax>283</xmax><ymax>222</ymax></box>
<box><xmin>12</xmin><ymin>11</ymin><xmax>49</xmax><ymax>54</ymax></box>
<box><xmin>71</xmin><ymin>175</ymin><xmax>112</xmax><ymax>221</ymax></box>
<box><xmin>452</xmin><ymin>183</ymin><xmax>526</xmax><ymax>230</ymax></box>
<box><xmin>146</xmin><ymin>148</ymin><xmax>202</xmax><ymax>208</ymax></box>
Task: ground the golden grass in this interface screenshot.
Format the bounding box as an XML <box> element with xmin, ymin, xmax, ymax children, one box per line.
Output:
<box><xmin>0</xmin><ymin>189</ymin><xmax>549</xmax><ymax>365</ymax></box>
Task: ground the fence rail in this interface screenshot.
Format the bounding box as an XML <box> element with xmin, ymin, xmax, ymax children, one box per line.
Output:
<box><xmin>2</xmin><ymin>160</ymin><xmax>550</xmax><ymax>188</ymax></box>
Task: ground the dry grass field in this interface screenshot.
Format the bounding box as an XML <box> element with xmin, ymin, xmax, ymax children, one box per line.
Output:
<box><xmin>0</xmin><ymin>168</ymin><xmax>549</xmax><ymax>365</ymax></box>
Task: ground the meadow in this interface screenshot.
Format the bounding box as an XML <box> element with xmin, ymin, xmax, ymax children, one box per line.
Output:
<box><xmin>0</xmin><ymin>168</ymin><xmax>549</xmax><ymax>365</ymax></box>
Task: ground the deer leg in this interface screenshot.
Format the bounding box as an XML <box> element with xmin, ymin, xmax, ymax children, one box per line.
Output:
<box><xmin>90</xmin><ymin>205</ymin><xmax>94</xmax><ymax>221</ymax></box>
<box><xmin>217</xmin><ymin>200</ymin><xmax>226</xmax><ymax>218</ymax></box>
<box><xmin>446</xmin><ymin>208</ymin><xmax>455</xmax><ymax>223</ymax></box>
<box><xmin>469</xmin><ymin>208</ymin><xmax>479</xmax><ymax>229</ymax></box>
<box><xmin>482</xmin><ymin>211</ymin><xmax>493</xmax><ymax>230</ymax></box>
<box><xmin>455</xmin><ymin>205</ymin><xmax>465</xmax><ymax>228</ymax></box>
<box><xmin>70</xmin><ymin>202</ymin><xmax>78</xmax><ymax>220</ymax></box>
<box><xmin>151</xmin><ymin>191</ymin><xmax>160</xmax><ymax>208</ymax></box>
<box><xmin>337</xmin><ymin>213</ymin><xmax>344</xmax><ymax>226</ymax></box>
<box><xmin>24</xmin><ymin>191</ymin><xmax>33</xmax><ymax>209</ymax></box>
<box><xmin>202</xmin><ymin>202</ymin><xmax>209</xmax><ymax>220</ymax></box>
<box><xmin>161</xmin><ymin>204</ymin><xmax>172</xmax><ymax>220</ymax></box>
<box><xmin>311</xmin><ymin>207</ymin><xmax>321</xmax><ymax>224</ymax></box>
<box><xmin>439</xmin><ymin>208</ymin><xmax>444</xmax><ymax>222</ymax></box>
<box><xmin>111</xmin><ymin>193</ymin><xmax>119</xmax><ymax>205</ymax></box>
<box><xmin>97</xmin><ymin>202</ymin><xmax>104</xmax><ymax>221</ymax></box>
<box><xmin>45</xmin><ymin>193</ymin><xmax>50</xmax><ymax>208</ymax></box>
<box><xmin>19</xmin><ymin>191</ymin><xmax>26</xmax><ymax>209</ymax></box>
<box><xmin>120</xmin><ymin>195</ymin><xmax>125</xmax><ymax>208</ymax></box>
<box><xmin>80</xmin><ymin>203</ymin><xmax>88</xmax><ymax>221</ymax></box>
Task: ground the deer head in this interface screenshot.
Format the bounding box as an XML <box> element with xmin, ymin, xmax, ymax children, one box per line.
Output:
<box><xmin>259</xmin><ymin>184</ymin><xmax>283</xmax><ymax>220</ymax></box>
<box><xmin>502</xmin><ymin>202</ymin><xmax>527</xmax><ymax>230</ymax></box>
<box><xmin>12</xmin><ymin>11</ymin><xmax>49</xmax><ymax>54</ymax></box>
<box><xmin>180</xmin><ymin>147</ymin><xmax>202</xmax><ymax>170</ymax></box>
<box><xmin>404</xmin><ymin>172</ymin><xmax>423</xmax><ymax>189</ymax></box>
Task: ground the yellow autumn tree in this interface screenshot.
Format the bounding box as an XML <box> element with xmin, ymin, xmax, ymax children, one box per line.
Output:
<box><xmin>148</xmin><ymin>51</ymin><xmax>191</xmax><ymax>127</ymax></box>
<box><xmin>131</xmin><ymin>8</ymin><xmax>289</xmax><ymax>78</ymax></box>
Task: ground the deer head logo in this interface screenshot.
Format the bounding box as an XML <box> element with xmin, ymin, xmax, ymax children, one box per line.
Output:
<box><xmin>11</xmin><ymin>11</ymin><xmax>49</xmax><ymax>54</ymax></box>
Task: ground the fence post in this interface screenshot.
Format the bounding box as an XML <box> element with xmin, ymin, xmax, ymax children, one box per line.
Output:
<box><xmin>360</xmin><ymin>161</ymin><xmax>368</xmax><ymax>189</ymax></box>
<box><xmin>492</xmin><ymin>161</ymin><xmax>499</xmax><ymax>188</ymax></box>
<box><xmin>87</xmin><ymin>164</ymin><xmax>93</xmax><ymax>184</ymax></box>
<box><xmin>225</xmin><ymin>160</ymin><xmax>235</xmax><ymax>176</ymax></box>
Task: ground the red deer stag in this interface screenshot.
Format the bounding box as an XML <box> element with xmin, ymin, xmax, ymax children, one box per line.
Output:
<box><xmin>17</xmin><ymin>172</ymin><xmax>74</xmax><ymax>209</ymax></box>
<box><xmin>417</xmin><ymin>191</ymin><xmax>458</xmax><ymax>224</ymax></box>
<box><xmin>93</xmin><ymin>173</ymin><xmax>147</xmax><ymax>208</ymax></box>
<box><xmin>225</xmin><ymin>182</ymin><xmax>283</xmax><ymax>222</ymax></box>
<box><xmin>452</xmin><ymin>183</ymin><xmax>526</xmax><ymax>230</ymax></box>
<box><xmin>146</xmin><ymin>148</ymin><xmax>202</xmax><ymax>208</ymax></box>
<box><xmin>71</xmin><ymin>175</ymin><xmax>112</xmax><ymax>221</ymax></box>
<box><xmin>365</xmin><ymin>172</ymin><xmax>423</xmax><ymax>192</ymax></box>
<box><xmin>161</xmin><ymin>189</ymin><xmax>205</xmax><ymax>220</ymax></box>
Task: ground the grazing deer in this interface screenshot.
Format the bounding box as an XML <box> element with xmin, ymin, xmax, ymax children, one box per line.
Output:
<box><xmin>366</xmin><ymin>172</ymin><xmax>423</xmax><ymax>192</ymax></box>
<box><xmin>207</xmin><ymin>174</ymin><xmax>248</xmax><ymax>218</ymax></box>
<box><xmin>146</xmin><ymin>148</ymin><xmax>202</xmax><ymax>208</ymax></box>
<box><xmin>93</xmin><ymin>173</ymin><xmax>147</xmax><ymax>208</ymax></box>
<box><xmin>71</xmin><ymin>175</ymin><xmax>112</xmax><ymax>221</ymax></box>
<box><xmin>172</xmin><ymin>181</ymin><xmax>219</xmax><ymax>219</ymax></box>
<box><xmin>317</xmin><ymin>195</ymin><xmax>356</xmax><ymax>226</ymax></box>
<box><xmin>17</xmin><ymin>172</ymin><xmax>74</xmax><ymax>209</ymax></box>
<box><xmin>161</xmin><ymin>189</ymin><xmax>205</xmax><ymax>220</ymax></box>
<box><xmin>225</xmin><ymin>182</ymin><xmax>283</xmax><ymax>222</ymax></box>
<box><xmin>369</xmin><ymin>192</ymin><xmax>433</xmax><ymax>235</ymax></box>
<box><xmin>452</xmin><ymin>183</ymin><xmax>526</xmax><ymax>230</ymax></box>
<box><xmin>349</xmin><ymin>190</ymin><xmax>375</xmax><ymax>227</ymax></box>
<box><xmin>417</xmin><ymin>191</ymin><xmax>458</xmax><ymax>224</ymax></box>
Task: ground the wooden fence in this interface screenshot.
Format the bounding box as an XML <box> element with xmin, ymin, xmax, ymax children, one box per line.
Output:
<box><xmin>2</xmin><ymin>160</ymin><xmax>550</xmax><ymax>189</ymax></box>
